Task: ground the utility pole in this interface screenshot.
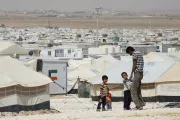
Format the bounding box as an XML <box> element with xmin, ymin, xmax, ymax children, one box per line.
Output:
<box><xmin>48</xmin><ymin>20</ymin><xmax>51</xmax><ymax>28</ymax></box>
<box><xmin>94</xmin><ymin>7</ymin><xmax>102</xmax><ymax>47</ymax></box>
<box><xmin>37</xmin><ymin>38</ymin><xmax>40</xmax><ymax>58</ymax></box>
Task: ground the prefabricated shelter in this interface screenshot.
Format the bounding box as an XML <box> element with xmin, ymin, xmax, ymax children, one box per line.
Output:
<box><xmin>120</xmin><ymin>45</ymin><xmax>156</xmax><ymax>55</ymax></box>
<box><xmin>42</xmin><ymin>59</ymin><xmax>68</xmax><ymax>94</ymax></box>
<box><xmin>0</xmin><ymin>56</ymin><xmax>52</xmax><ymax>112</ymax></box>
<box><xmin>0</xmin><ymin>42</ymin><xmax>28</xmax><ymax>56</ymax></box>
<box><xmin>40</xmin><ymin>47</ymin><xmax>83</xmax><ymax>59</ymax></box>
<box><xmin>91</xmin><ymin>60</ymin><xmax>177</xmax><ymax>102</ymax></box>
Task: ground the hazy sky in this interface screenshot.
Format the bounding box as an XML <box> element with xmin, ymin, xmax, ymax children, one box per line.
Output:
<box><xmin>0</xmin><ymin>0</ymin><xmax>180</xmax><ymax>12</ymax></box>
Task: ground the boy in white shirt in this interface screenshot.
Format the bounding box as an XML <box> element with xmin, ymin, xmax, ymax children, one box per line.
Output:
<box><xmin>121</xmin><ymin>72</ymin><xmax>133</xmax><ymax>110</ymax></box>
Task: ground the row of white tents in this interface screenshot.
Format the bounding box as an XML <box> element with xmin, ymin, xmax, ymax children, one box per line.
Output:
<box><xmin>68</xmin><ymin>52</ymin><xmax>180</xmax><ymax>102</ymax></box>
<box><xmin>1</xmin><ymin>41</ymin><xmax>180</xmax><ymax>112</ymax></box>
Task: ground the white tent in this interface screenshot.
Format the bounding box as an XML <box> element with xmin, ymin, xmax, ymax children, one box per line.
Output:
<box><xmin>68</xmin><ymin>66</ymin><xmax>97</xmax><ymax>92</ymax></box>
<box><xmin>155</xmin><ymin>61</ymin><xmax>180</xmax><ymax>102</ymax></box>
<box><xmin>67</xmin><ymin>55</ymin><xmax>120</xmax><ymax>93</ymax></box>
<box><xmin>68</xmin><ymin>66</ymin><xmax>96</xmax><ymax>80</ymax></box>
<box><xmin>0</xmin><ymin>42</ymin><xmax>28</xmax><ymax>55</ymax></box>
<box><xmin>91</xmin><ymin>52</ymin><xmax>180</xmax><ymax>102</ymax></box>
<box><xmin>92</xmin><ymin>61</ymin><xmax>174</xmax><ymax>84</ymax></box>
<box><xmin>0</xmin><ymin>56</ymin><xmax>52</xmax><ymax>112</ymax></box>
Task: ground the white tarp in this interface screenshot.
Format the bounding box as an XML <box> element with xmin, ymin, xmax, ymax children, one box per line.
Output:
<box><xmin>92</xmin><ymin>61</ymin><xmax>174</xmax><ymax>84</ymax></box>
<box><xmin>0</xmin><ymin>56</ymin><xmax>52</xmax><ymax>87</ymax></box>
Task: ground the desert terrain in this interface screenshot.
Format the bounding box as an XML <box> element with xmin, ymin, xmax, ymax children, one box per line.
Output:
<box><xmin>0</xmin><ymin>95</ymin><xmax>180</xmax><ymax>120</ymax></box>
<box><xmin>1</xmin><ymin>16</ymin><xmax>180</xmax><ymax>29</ymax></box>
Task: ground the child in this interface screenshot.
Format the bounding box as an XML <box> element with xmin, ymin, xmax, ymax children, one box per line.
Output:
<box><xmin>97</xmin><ymin>75</ymin><xmax>109</xmax><ymax>111</ymax></box>
<box><xmin>121</xmin><ymin>72</ymin><xmax>133</xmax><ymax>110</ymax></box>
<box><xmin>106</xmin><ymin>88</ymin><xmax>112</xmax><ymax>111</ymax></box>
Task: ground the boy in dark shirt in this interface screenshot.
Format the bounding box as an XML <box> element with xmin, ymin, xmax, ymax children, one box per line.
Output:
<box><xmin>122</xmin><ymin>72</ymin><xmax>133</xmax><ymax>110</ymax></box>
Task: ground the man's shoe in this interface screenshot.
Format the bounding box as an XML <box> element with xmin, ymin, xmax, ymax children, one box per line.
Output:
<box><xmin>131</xmin><ymin>106</ymin><xmax>143</xmax><ymax>110</ymax></box>
<box><xmin>138</xmin><ymin>107</ymin><xmax>143</xmax><ymax>110</ymax></box>
<box><xmin>96</xmin><ymin>109</ymin><xmax>100</xmax><ymax>112</ymax></box>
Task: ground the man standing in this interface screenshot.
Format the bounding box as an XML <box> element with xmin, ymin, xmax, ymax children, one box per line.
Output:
<box><xmin>126</xmin><ymin>46</ymin><xmax>145</xmax><ymax>110</ymax></box>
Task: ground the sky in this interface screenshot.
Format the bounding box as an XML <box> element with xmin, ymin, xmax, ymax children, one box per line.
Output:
<box><xmin>0</xmin><ymin>0</ymin><xmax>180</xmax><ymax>12</ymax></box>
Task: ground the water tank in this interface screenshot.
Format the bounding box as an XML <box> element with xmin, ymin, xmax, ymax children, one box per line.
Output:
<box><xmin>105</xmin><ymin>48</ymin><xmax>108</xmax><ymax>54</ymax></box>
<box><xmin>77</xmin><ymin>49</ymin><xmax>83</xmax><ymax>58</ymax></box>
<box><xmin>172</xmin><ymin>48</ymin><xmax>176</xmax><ymax>53</ymax></box>
<box><xmin>112</xmin><ymin>47</ymin><xmax>115</xmax><ymax>53</ymax></box>
<box><xmin>101</xmin><ymin>46</ymin><xmax>108</xmax><ymax>54</ymax></box>
<box><xmin>90</xmin><ymin>48</ymin><xmax>99</xmax><ymax>55</ymax></box>
<box><xmin>168</xmin><ymin>48</ymin><xmax>173</xmax><ymax>53</ymax></box>
<box><xmin>94</xmin><ymin>48</ymin><xmax>100</xmax><ymax>54</ymax></box>
<box><xmin>168</xmin><ymin>48</ymin><xmax>171</xmax><ymax>53</ymax></box>
<box><xmin>115</xmin><ymin>46</ymin><xmax>121</xmax><ymax>53</ymax></box>
<box><xmin>99</xmin><ymin>46</ymin><xmax>103</xmax><ymax>54</ymax></box>
<box><xmin>168</xmin><ymin>48</ymin><xmax>176</xmax><ymax>53</ymax></box>
<box><xmin>108</xmin><ymin>46</ymin><xmax>114</xmax><ymax>54</ymax></box>
<box><xmin>88</xmin><ymin>48</ymin><xmax>93</xmax><ymax>54</ymax></box>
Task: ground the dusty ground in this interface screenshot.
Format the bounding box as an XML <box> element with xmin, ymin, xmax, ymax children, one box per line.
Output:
<box><xmin>1</xmin><ymin>16</ymin><xmax>180</xmax><ymax>29</ymax></box>
<box><xmin>1</xmin><ymin>95</ymin><xmax>180</xmax><ymax>120</ymax></box>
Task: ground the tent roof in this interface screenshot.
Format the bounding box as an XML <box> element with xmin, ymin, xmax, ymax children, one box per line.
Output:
<box><xmin>68</xmin><ymin>58</ymin><xmax>93</xmax><ymax>68</ymax></box>
<box><xmin>68</xmin><ymin>66</ymin><xmax>96</xmax><ymax>80</ymax></box>
<box><xmin>121</xmin><ymin>52</ymin><xmax>180</xmax><ymax>62</ymax></box>
<box><xmin>144</xmin><ymin>52</ymin><xmax>178</xmax><ymax>62</ymax></box>
<box><xmin>0</xmin><ymin>56</ymin><xmax>52</xmax><ymax>87</ymax></box>
<box><xmin>68</xmin><ymin>54</ymin><xmax>120</xmax><ymax>82</ymax></box>
<box><xmin>69</xmin><ymin>54</ymin><xmax>120</xmax><ymax>76</ymax></box>
<box><xmin>92</xmin><ymin>61</ymin><xmax>174</xmax><ymax>84</ymax></box>
<box><xmin>94</xmin><ymin>54</ymin><xmax>120</xmax><ymax>63</ymax></box>
<box><xmin>144</xmin><ymin>52</ymin><xmax>165</xmax><ymax>61</ymax></box>
<box><xmin>156</xmin><ymin>62</ymin><xmax>180</xmax><ymax>83</ymax></box>
<box><xmin>0</xmin><ymin>42</ymin><xmax>28</xmax><ymax>55</ymax></box>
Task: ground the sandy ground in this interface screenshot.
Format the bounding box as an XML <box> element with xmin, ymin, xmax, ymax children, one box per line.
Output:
<box><xmin>1</xmin><ymin>17</ymin><xmax>180</xmax><ymax>28</ymax></box>
<box><xmin>1</xmin><ymin>95</ymin><xmax>180</xmax><ymax>120</ymax></box>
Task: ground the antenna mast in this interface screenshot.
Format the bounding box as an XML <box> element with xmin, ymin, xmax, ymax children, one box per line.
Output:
<box><xmin>94</xmin><ymin>7</ymin><xmax>102</xmax><ymax>47</ymax></box>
